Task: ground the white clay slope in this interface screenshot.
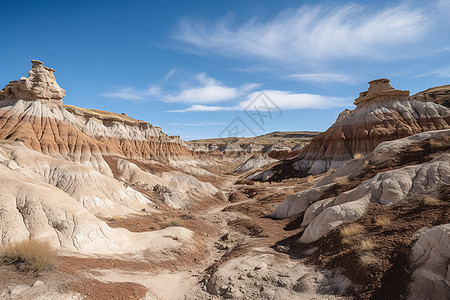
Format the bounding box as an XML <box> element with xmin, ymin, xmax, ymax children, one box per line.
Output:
<box><xmin>271</xmin><ymin>129</ymin><xmax>450</xmax><ymax>243</ymax></box>
<box><xmin>0</xmin><ymin>142</ymin><xmax>192</xmax><ymax>255</ymax></box>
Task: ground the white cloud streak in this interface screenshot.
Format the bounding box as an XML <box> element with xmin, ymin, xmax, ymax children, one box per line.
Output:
<box><xmin>101</xmin><ymin>72</ymin><xmax>260</xmax><ymax>104</ymax></box>
<box><xmin>165</xmin><ymin>73</ymin><xmax>240</xmax><ymax>104</ymax></box>
<box><xmin>101</xmin><ymin>86</ymin><xmax>160</xmax><ymax>102</ymax></box>
<box><xmin>169</xmin><ymin>121</ymin><xmax>227</xmax><ymax>126</ymax></box>
<box><xmin>285</xmin><ymin>73</ymin><xmax>354</xmax><ymax>83</ymax></box>
<box><xmin>170</xmin><ymin>90</ymin><xmax>351</xmax><ymax>112</ymax></box>
<box><xmin>173</xmin><ymin>2</ymin><xmax>430</xmax><ymax>63</ymax></box>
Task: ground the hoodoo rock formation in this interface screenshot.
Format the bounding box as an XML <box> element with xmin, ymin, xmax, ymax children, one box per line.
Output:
<box><xmin>0</xmin><ymin>61</ymin><xmax>216</xmax><ymax>255</ymax></box>
<box><xmin>0</xmin><ymin>60</ymin><xmax>193</xmax><ymax>174</ymax></box>
<box><xmin>0</xmin><ymin>60</ymin><xmax>65</xmax><ymax>104</ymax></box>
<box><xmin>256</xmin><ymin>79</ymin><xmax>450</xmax><ymax>179</ymax></box>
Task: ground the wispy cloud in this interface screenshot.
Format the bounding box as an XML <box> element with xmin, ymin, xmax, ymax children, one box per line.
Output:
<box><xmin>162</xmin><ymin>68</ymin><xmax>177</xmax><ymax>82</ymax></box>
<box><xmin>171</xmin><ymin>90</ymin><xmax>351</xmax><ymax>112</ymax></box>
<box><xmin>169</xmin><ymin>104</ymin><xmax>236</xmax><ymax>112</ymax></box>
<box><xmin>100</xmin><ymin>86</ymin><xmax>160</xmax><ymax>102</ymax></box>
<box><xmin>101</xmin><ymin>72</ymin><xmax>260</xmax><ymax>104</ymax></box>
<box><xmin>165</xmin><ymin>73</ymin><xmax>241</xmax><ymax>104</ymax></box>
<box><xmin>101</xmin><ymin>87</ymin><xmax>145</xmax><ymax>101</ymax></box>
<box><xmin>169</xmin><ymin>121</ymin><xmax>227</xmax><ymax>126</ymax></box>
<box><xmin>418</xmin><ymin>65</ymin><xmax>450</xmax><ymax>78</ymax></box>
<box><xmin>285</xmin><ymin>73</ymin><xmax>354</xmax><ymax>83</ymax></box>
<box><xmin>172</xmin><ymin>2</ymin><xmax>431</xmax><ymax>64</ymax></box>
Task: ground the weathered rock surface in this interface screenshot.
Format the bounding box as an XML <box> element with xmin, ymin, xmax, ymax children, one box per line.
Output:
<box><xmin>0</xmin><ymin>61</ymin><xmax>193</xmax><ymax>174</ymax></box>
<box><xmin>193</xmin><ymin>252</ymin><xmax>350</xmax><ymax>300</ymax></box>
<box><xmin>300</xmin><ymin>158</ymin><xmax>449</xmax><ymax>242</ymax></box>
<box><xmin>0</xmin><ymin>61</ymin><xmax>216</xmax><ymax>255</ymax></box>
<box><xmin>187</xmin><ymin>131</ymin><xmax>319</xmax><ymax>154</ymax></box>
<box><xmin>259</xmin><ymin>79</ymin><xmax>450</xmax><ymax>179</ymax></box>
<box><xmin>0</xmin><ymin>140</ymin><xmax>193</xmax><ymax>254</ymax></box>
<box><xmin>233</xmin><ymin>154</ymin><xmax>277</xmax><ymax>174</ymax></box>
<box><xmin>271</xmin><ymin>129</ymin><xmax>450</xmax><ymax>243</ymax></box>
<box><xmin>115</xmin><ymin>158</ymin><xmax>218</xmax><ymax>208</ymax></box>
<box><xmin>408</xmin><ymin>224</ymin><xmax>450</xmax><ymax>300</ymax></box>
<box><xmin>0</xmin><ymin>60</ymin><xmax>65</xmax><ymax>104</ymax></box>
<box><xmin>413</xmin><ymin>84</ymin><xmax>450</xmax><ymax>108</ymax></box>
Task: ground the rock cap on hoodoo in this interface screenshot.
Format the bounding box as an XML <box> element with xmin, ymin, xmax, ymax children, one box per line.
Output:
<box><xmin>0</xmin><ymin>60</ymin><xmax>65</xmax><ymax>104</ymax></box>
<box><xmin>354</xmin><ymin>78</ymin><xmax>410</xmax><ymax>106</ymax></box>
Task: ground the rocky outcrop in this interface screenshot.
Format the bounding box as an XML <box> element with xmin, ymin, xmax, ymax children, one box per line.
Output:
<box><xmin>0</xmin><ymin>61</ymin><xmax>193</xmax><ymax>174</ymax></box>
<box><xmin>261</xmin><ymin>79</ymin><xmax>450</xmax><ymax>179</ymax></box>
<box><xmin>408</xmin><ymin>224</ymin><xmax>450</xmax><ymax>300</ymax></box>
<box><xmin>0</xmin><ymin>141</ymin><xmax>192</xmax><ymax>254</ymax></box>
<box><xmin>232</xmin><ymin>153</ymin><xmax>278</xmax><ymax>174</ymax></box>
<box><xmin>413</xmin><ymin>85</ymin><xmax>450</xmax><ymax>108</ymax></box>
<box><xmin>187</xmin><ymin>131</ymin><xmax>319</xmax><ymax>155</ymax></box>
<box><xmin>0</xmin><ymin>60</ymin><xmax>65</xmax><ymax>104</ymax></box>
<box><xmin>0</xmin><ymin>61</ymin><xmax>217</xmax><ymax>255</ymax></box>
<box><xmin>196</xmin><ymin>252</ymin><xmax>350</xmax><ymax>300</ymax></box>
<box><xmin>271</xmin><ymin>129</ymin><xmax>450</xmax><ymax>243</ymax></box>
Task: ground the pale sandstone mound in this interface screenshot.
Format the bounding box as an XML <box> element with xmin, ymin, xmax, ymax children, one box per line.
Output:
<box><xmin>195</xmin><ymin>252</ymin><xmax>350</xmax><ymax>299</ymax></box>
<box><xmin>232</xmin><ymin>153</ymin><xmax>278</xmax><ymax>174</ymax></box>
<box><xmin>115</xmin><ymin>158</ymin><xmax>218</xmax><ymax>208</ymax></box>
<box><xmin>261</xmin><ymin>79</ymin><xmax>450</xmax><ymax>179</ymax></box>
<box><xmin>0</xmin><ymin>60</ymin><xmax>65</xmax><ymax>104</ymax></box>
<box><xmin>0</xmin><ymin>143</ymin><xmax>192</xmax><ymax>254</ymax></box>
<box><xmin>413</xmin><ymin>84</ymin><xmax>450</xmax><ymax>108</ymax></box>
<box><xmin>0</xmin><ymin>142</ymin><xmax>154</xmax><ymax>216</ymax></box>
<box><xmin>272</xmin><ymin>130</ymin><xmax>450</xmax><ymax>219</ymax></box>
<box><xmin>299</xmin><ymin>159</ymin><xmax>449</xmax><ymax>243</ymax></box>
<box><xmin>408</xmin><ymin>224</ymin><xmax>450</xmax><ymax>300</ymax></box>
<box><xmin>271</xmin><ymin>129</ymin><xmax>450</xmax><ymax>243</ymax></box>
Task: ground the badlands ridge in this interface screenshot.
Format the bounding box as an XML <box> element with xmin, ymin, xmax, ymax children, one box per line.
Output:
<box><xmin>0</xmin><ymin>61</ymin><xmax>449</xmax><ymax>300</ymax></box>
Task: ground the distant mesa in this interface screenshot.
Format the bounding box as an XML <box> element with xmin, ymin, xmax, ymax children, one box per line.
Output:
<box><xmin>0</xmin><ymin>60</ymin><xmax>66</xmax><ymax>105</ymax></box>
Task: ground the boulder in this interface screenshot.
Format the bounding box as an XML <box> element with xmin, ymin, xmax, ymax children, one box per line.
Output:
<box><xmin>408</xmin><ymin>224</ymin><xmax>450</xmax><ymax>300</ymax></box>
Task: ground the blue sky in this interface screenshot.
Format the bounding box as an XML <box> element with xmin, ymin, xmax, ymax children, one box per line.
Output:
<box><xmin>1</xmin><ymin>0</ymin><xmax>449</xmax><ymax>139</ymax></box>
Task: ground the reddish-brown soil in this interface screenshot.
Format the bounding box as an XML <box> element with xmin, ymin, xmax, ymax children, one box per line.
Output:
<box><xmin>66</xmin><ymin>279</ymin><xmax>147</xmax><ymax>300</ymax></box>
<box><xmin>279</xmin><ymin>186</ymin><xmax>450</xmax><ymax>300</ymax></box>
<box><xmin>268</xmin><ymin>149</ymin><xmax>301</xmax><ymax>160</ymax></box>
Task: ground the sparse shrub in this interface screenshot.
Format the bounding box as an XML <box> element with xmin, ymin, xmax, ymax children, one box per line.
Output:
<box><xmin>179</xmin><ymin>213</ymin><xmax>195</xmax><ymax>220</ymax></box>
<box><xmin>0</xmin><ymin>239</ymin><xmax>56</xmax><ymax>273</ymax></box>
<box><xmin>334</xmin><ymin>176</ymin><xmax>350</xmax><ymax>186</ymax></box>
<box><xmin>306</xmin><ymin>175</ymin><xmax>315</xmax><ymax>184</ymax></box>
<box><xmin>374</xmin><ymin>216</ymin><xmax>391</xmax><ymax>228</ymax></box>
<box><xmin>422</xmin><ymin>195</ymin><xmax>441</xmax><ymax>206</ymax></box>
<box><xmin>353</xmin><ymin>153</ymin><xmax>363</xmax><ymax>160</ymax></box>
<box><xmin>158</xmin><ymin>219</ymin><xmax>182</xmax><ymax>229</ymax></box>
<box><xmin>340</xmin><ymin>223</ymin><xmax>364</xmax><ymax>245</ymax></box>
<box><xmin>152</xmin><ymin>214</ymin><xmax>164</xmax><ymax>223</ymax></box>
<box><xmin>363</xmin><ymin>160</ymin><xmax>370</xmax><ymax>168</ymax></box>
<box><xmin>359</xmin><ymin>253</ymin><xmax>378</xmax><ymax>266</ymax></box>
<box><xmin>358</xmin><ymin>239</ymin><xmax>376</xmax><ymax>251</ymax></box>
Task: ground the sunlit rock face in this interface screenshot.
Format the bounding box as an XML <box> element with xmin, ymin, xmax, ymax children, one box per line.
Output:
<box><xmin>0</xmin><ymin>60</ymin><xmax>66</xmax><ymax>105</ymax></box>
<box><xmin>0</xmin><ymin>60</ymin><xmax>193</xmax><ymax>173</ymax></box>
<box><xmin>286</xmin><ymin>79</ymin><xmax>450</xmax><ymax>175</ymax></box>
